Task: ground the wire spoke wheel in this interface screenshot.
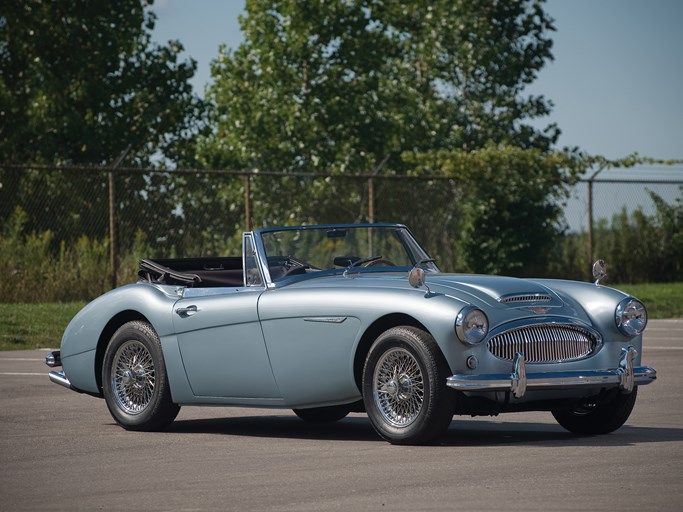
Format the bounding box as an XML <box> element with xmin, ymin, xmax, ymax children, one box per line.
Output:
<box><xmin>363</xmin><ymin>326</ymin><xmax>455</xmax><ymax>445</ymax></box>
<box><xmin>103</xmin><ymin>321</ymin><xmax>180</xmax><ymax>431</ymax></box>
<box><xmin>112</xmin><ymin>340</ymin><xmax>156</xmax><ymax>415</ymax></box>
<box><xmin>373</xmin><ymin>347</ymin><xmax>424</xmax><ymax>427</ymax></box>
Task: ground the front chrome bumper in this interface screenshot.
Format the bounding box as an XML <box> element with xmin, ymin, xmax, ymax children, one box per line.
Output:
<box><xmin>48</xmin><ymin>370</ymin><xmax>73</xmax><ymax>389</ymax></box>
<box><xmin>45</xmin><ymin>350</ymin><xmax>74</xmax><ymax>390</ymax></box>
<box><xmin>447</xmin><ymin>346</ymin><xmax>657</xmax><ymax>399</ymax></box>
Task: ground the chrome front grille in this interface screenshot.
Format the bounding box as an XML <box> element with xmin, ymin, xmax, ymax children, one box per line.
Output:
<box><xmin>487</xmin><ymin>323</ymin><xmax>598</xmax><ymax>363</ymax></box>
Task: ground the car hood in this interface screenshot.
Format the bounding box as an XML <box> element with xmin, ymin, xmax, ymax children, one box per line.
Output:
<box><xmin>289</xmin><ymin>271</ymin><xmax>568</xmax><ymax>310</ymax></box>
<box><xmin>403</xmin><ymin>273</ymin><xmax>595</xmax><ymax>325</ymax></box>
<box><xmin>424</xmin><ymin>274</ymin><xmax>559</xmax><ymax>306</ymax></box>
<box><xmin>281</xmin><ymin>270</ymin><xmax>619</xmax><ymax>325</ymax></box>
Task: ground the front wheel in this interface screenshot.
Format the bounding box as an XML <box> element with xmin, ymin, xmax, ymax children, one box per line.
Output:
<box><xmin>362</xmin><ymin>326</ymin><xmax>455</xmax><ymax>445</ymax></box>
<box><xmin>102</xmin><ymin>321</ymin><xmax>180</xmax><ymax>431</ymax></box>
<box><xmin>552</xmin><ymin>387</ymin><xmax>638</xmax><ymax>435</ymax></box>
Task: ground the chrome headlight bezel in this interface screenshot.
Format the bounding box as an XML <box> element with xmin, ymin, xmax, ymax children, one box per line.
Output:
<box><xmin>615</xmin><ymin>297</ymin><xmax>647</xmax><ymax>337</ymax></box>
<box><xmin>455</xmin><ymin>306</ymin><xmax>489</xmax><ymax>345</ymax></box>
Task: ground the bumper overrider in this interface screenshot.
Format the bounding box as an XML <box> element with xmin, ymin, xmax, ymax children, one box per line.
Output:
<box><xmin>45</xmin><ymin>351</ymin><xmax>73</xmax><ymax>390</ymax></box>
<box><xmin>447</xmin><ymin>346</ymin><xmax>657</xmax><ymax>399</ymax></box>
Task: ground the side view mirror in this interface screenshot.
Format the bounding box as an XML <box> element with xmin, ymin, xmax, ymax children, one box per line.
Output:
<box><xmin>592</xmin><ymin>259</ymin><xmax>607</xmax><ymax>285</ymax></box>
<box><xmin>408</xmin><ymin>266</ymin><xmax>426</xmax><ymax>289</ymax></box>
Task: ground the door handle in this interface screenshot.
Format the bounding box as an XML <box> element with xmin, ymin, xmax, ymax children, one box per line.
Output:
<box><xmin>175</xmin><ymin>305</ymin><xmax>198</xmax><ymax>316</ymax></box>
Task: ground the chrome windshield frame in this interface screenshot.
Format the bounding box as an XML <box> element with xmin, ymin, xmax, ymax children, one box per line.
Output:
<box><xmin>251</xmin><ymin>223</ymin><xmax>437</xmax><ymax>288</ymax></box>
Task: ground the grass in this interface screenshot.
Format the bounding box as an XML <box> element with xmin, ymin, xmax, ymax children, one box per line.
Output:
<box><xmin>0</xmin><ymin>282</ymin><xmax>681</xmax><ymax>351</ymax></box>
<box><xmin>611</xmin><ymin>282</ymin><xmax>683</xmax><ymax>320</ymax></box>
<box><xmin>0</xmin><ymin>302</ymin><xmax>85</xmax><ymax>351</ymax></box>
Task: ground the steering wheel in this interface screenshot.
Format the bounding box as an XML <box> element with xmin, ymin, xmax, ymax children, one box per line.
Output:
<box><xmin>280</xmin><ymin>256</ymin><xmax>320</xmax><ymax>277</ymax></box>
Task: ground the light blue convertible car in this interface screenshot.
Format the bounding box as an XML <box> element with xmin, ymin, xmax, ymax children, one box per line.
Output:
<box><xmin>47</xmin><ymin>224</ymin><xmax>656</xmax><ymax>444</ymax></box>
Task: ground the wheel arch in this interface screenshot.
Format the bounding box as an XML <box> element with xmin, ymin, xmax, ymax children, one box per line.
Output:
<box><xmin>94</xmin><ymin>310</ymin><xmax>152</xmax><ymax>393</ymax></box>
<box><xmin>353</xmin><ymin>313</ymin><xmax>435</xmax><ymax>391</ymax></box>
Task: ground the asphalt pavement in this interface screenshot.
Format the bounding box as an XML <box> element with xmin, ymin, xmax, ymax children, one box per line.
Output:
<box><xmin>1</xmin><ymin>319</ymin><xmax>681</xmax><ymax>511</ymax></box>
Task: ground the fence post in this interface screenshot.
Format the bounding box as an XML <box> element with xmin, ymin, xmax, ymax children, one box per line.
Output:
<box><xmin>108</xmin><ymin>146</ymin><xmax>131</xmax><ymax>289</ymax></box>
<box><xmin>108</xmin><ymin>171</ymin><xmax>117</xmax><ymax>289</ymax></box>
<box><xmin>588</xmin><ymin>179</ymin><xmax>593</xmax><ymax>262</ymax></box>
<box><xmin>244</xmin><ymin>174</ymin><xmax>251</xmax><ymax>231</ymax></box>
<box><xmin>368</xmin><ymin>177</ymin><xmax>374</xmax><ymax>223</ymax></box>
<box><xmin>368</xmin><ymin>155</ymin><xmax>389</xmax><ymax>223</ymax></box>
<box><xmin>586</xmin><ymin>163</ymin><xmax>606</xmax><ymax>263</ymax></box>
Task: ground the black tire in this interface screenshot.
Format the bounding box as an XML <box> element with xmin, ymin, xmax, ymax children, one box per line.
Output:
<box><xmin>102</xmin><ymin>321</ymin><xmax>180</xmax><ymax>431</ymax></box>
<box><xmin>362</xmin><ymin>326</ymin><xmax>455</xmax><ymax>445</ymax></box>
<box><xmin>293</xmin><ymin>404</ymin><xmax>351</xmax><ymax>423</ymax></box>
<box><xmin>552</xmin><ymin>387</ymin><xmax>638</xmax><ymax>435</ymax></box>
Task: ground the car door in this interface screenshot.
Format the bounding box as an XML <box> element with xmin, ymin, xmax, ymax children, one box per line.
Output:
<box><xmin>257</xmin><ymin>286</ymin><xmax>363</xmax><ymax>406</ymax></box>
<box><xmin>172</xmin><ymin>289</ymin><xmax>280</xmax><ymax>399</ymax></box>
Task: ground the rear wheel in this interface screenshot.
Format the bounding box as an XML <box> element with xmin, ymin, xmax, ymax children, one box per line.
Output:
<box><xmin>102</xmin><ymin>321</ymin><xmax>179</xmax><ymax>431</ymax></box>
<box><xmin>362</xmin><ymin>326</ymin><xmax>455</xmax><ymax>445</ymax></box>
<box><xmin>552</xmin><ymin>387</ymin><xmax>638</xmax><ymax>435</ymax></box>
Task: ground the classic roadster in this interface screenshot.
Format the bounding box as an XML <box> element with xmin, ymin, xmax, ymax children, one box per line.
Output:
<box><xmin>46</xmin><ymin>223</ymin><xmax>656</xmax><ymax>444</ymax></box>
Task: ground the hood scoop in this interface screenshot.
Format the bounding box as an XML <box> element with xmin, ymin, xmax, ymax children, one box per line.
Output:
<box><xmin>498</xmin><ymin>292</ymin><xmax>556</xmax><ymax>314</ymax></box>
<box><xmin>498</xmin><ymin>293</ymin><xmax>552</xmax><ymax>304</ymax></box>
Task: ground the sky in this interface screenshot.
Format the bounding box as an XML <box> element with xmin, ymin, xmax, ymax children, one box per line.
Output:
<box><xmin>150</xmin><ymin>0</ymin><xmax>682</xmax><ymax>161</ymax></box>
<box><xmin>150</xmin><ymin>0</ymin><xmax>683</xmax><ymax>230</ymax></box>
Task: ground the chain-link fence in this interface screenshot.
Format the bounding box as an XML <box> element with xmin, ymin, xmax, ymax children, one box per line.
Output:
<box><xmin>1</xmin><ymin>164</ymin><xmax>681</xmax><ymax>301</ymax></box>
<box><xmin>563</xmin><ymin>165</ymin><xmax>683</xmax><ymax>261</ymax></box>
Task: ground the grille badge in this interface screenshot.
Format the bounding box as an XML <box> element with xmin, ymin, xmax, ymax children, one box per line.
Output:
<box><xmin>525</xmin><ymin>306</ymin><xmax>551</xmax><ymax>314</ymax></box>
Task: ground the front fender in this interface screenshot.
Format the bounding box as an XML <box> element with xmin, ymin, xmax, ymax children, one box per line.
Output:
<box><xmin>533</xmin><ymin>279</ymin><xmax>636</xmax><ymax>339</ymax></box>
<box><xmin>60</xmin><ymin>283</ymin><xmax>179</xmax><ymax>394</ymax></box>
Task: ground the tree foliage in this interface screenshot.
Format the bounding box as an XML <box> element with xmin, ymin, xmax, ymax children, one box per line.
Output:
<box><xmin>0</xmin><ymin>0</ymin><xmax>202</xmax><ymax>165</ymax></box>
<box><xmin>192</xmin><ymin>0</ymin><xmax>569</xmax><ymax>267</ymax></box>
<box><xmin>399</xmin><ymin>146</ymin><xmax>581</xmax><ymax>274</ymax></box>
<box><xmin>0</xmin><ymin>0</ymin><xmax>204</xmax><ymax>248</ymax></box>
<box><xmin>200</xmin><ymin>0</ymin><xmax>557</xmax><ymax>175</ymax></box>
<box><xmin>596</xmin><ymin>188</ymin><xmax>683</xmax><ymax>283</ymax></box>
<box><xmin>549</xmin><ymin>187</ymin><xmax>683</xmax><ymax>284</ymax></box>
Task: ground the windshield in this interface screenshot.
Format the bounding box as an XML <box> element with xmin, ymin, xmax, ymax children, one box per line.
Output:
<box><xmin>258</xmin><ymin>225</ymin><xmax>438</xmax><ymax>283</ymax></box>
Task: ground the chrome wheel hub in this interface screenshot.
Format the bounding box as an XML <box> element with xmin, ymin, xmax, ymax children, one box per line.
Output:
<box><xmin>385</xmin><ymin>380</ymin><xmax>399</xmax><ymax>396</ymax></box>
<box><xmin>112</xmin><ymin>340</ymin><xmax>155</xmax><ymax>415</ymax></box>
<box><xmin>373</xmin><ymin>348</ymin><xmax>424</xmax><ymax>427</ymax></box>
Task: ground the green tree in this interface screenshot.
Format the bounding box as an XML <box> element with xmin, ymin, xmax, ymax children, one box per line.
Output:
<box><xmin>548</xmin><ymin>185</ymin><xmax>683</xmax><ymax>285</ymax></box>
<box><xmin>196</xmin><ymin>0</ymin><xmax>559</xmax><ymax>239</ymax></box>
<box><xmin>401</xmin><ymin>146</ymin><xmax>580</xmax><ymax>274</ymax></box>
<box><xmin>202</xmin><ymin>0</ymin><xmax>557</xmax><ymax>172</ymax></box>
<box><xmin>0</xmin><ymin>0</ymin><xmax>204</xmax><ymax>251</ymax></box>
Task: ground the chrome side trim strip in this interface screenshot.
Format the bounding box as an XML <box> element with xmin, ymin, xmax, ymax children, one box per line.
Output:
<box><xmin>48</xmin><ymin>370</ymin><xmax>73</xmax><ymax>390</ymax></box>
<box><xmin>303</xmin><ymin>316</ymin><xmax>348</xmax><ymax>324</ymax></box>
<box><xmin>447</xmin><ymin>347</ymin><xmax>656</xmax><ymax>399</ymax></box>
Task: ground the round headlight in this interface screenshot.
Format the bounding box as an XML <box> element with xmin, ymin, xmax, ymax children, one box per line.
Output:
<box><xmin>455</xmin><ymin>306</ymin><xmax>489</xmax><ymax>345</ymax></box>
<box><xmin>615</xmin><ymin>297</ymin><xmax>647</xmax><ymax>336</ymax></box>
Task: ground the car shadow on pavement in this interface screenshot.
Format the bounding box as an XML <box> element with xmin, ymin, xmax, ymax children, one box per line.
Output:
<box><xmin>437</xmin><ymin>420</ymin><xmax>683</xmax><ymax>447</ymax></box>
<box><xmin>163</xmin><ymin>414</ymin><xmax>683</xmax><ymax>446</ymax></box>
<box><xmin>166</xmin><ymin>414</ymin><xmax>381</xmax><ymax>442</ymax></box>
